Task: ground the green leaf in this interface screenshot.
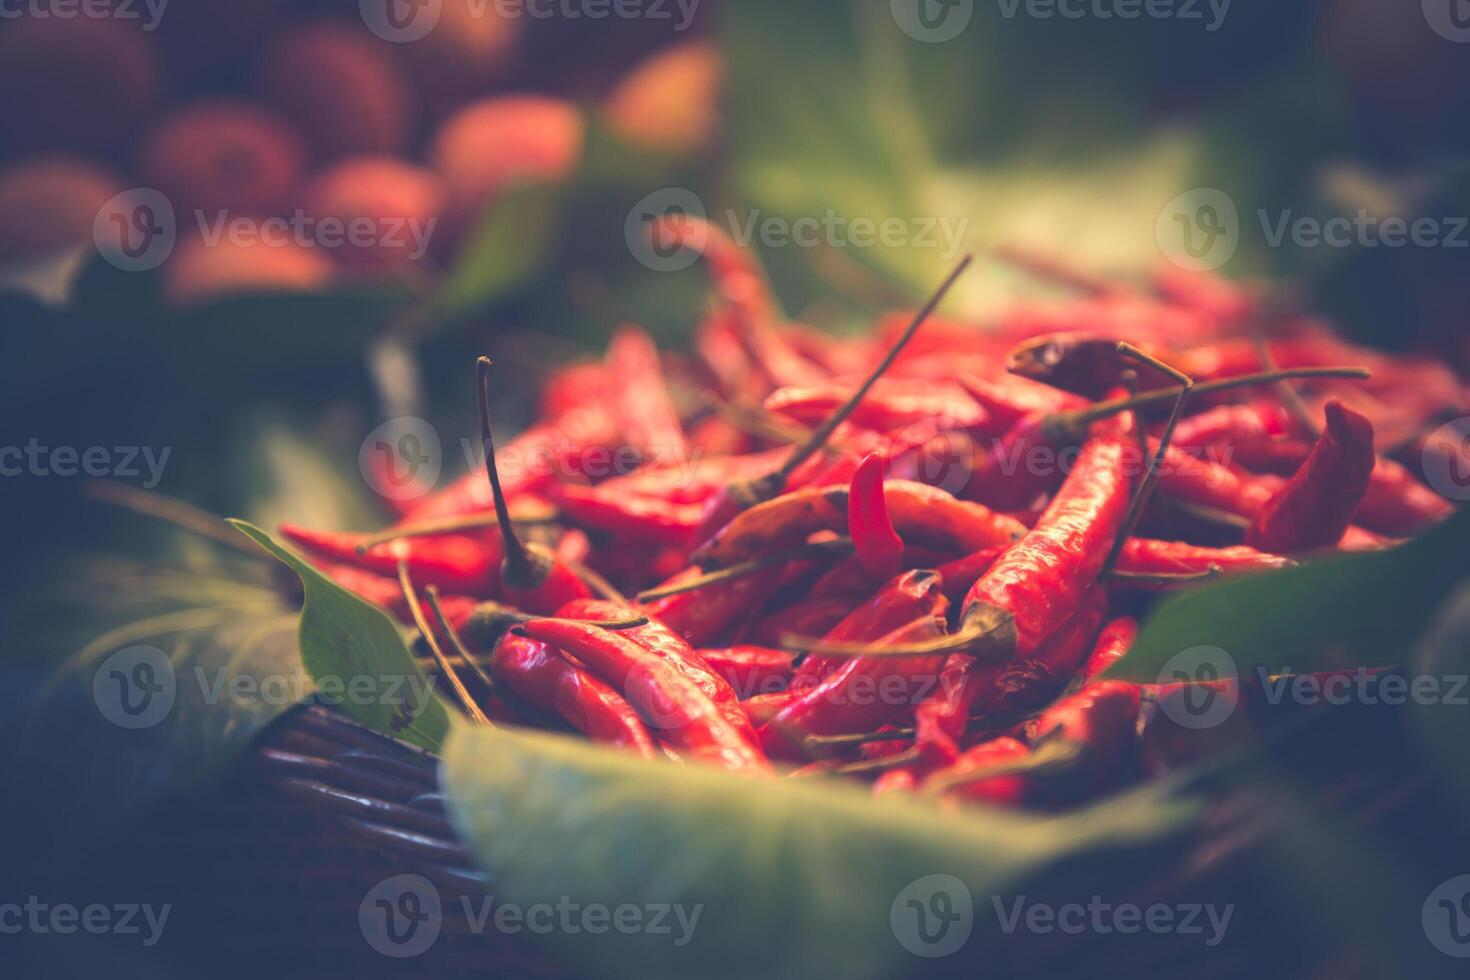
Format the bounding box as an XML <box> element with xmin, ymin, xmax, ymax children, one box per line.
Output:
<box><xmin>3</xmin><ymin>552</ymin><xmax>305</xmax><ymax>892</ymax></box>
<box><xmin>437</xmin><ymin>182</ymin><xmax>564</xmax><ymax>315</ymax></box>
<box><xmin>1106</xmin><ymin>507</ymin><xmax>1470</xmax><ymax>683</ymax></box>
<box><xmin>229</xmin><ymin>520</ymin><xmax>451</xmax><ymax>752</ymax></box>
<box><xmin>442</xmin><ymin>721</ymin><xmax>1201</xmax><ymax>980</ymax></box>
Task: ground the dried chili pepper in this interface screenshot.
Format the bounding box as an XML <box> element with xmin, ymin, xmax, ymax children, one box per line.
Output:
<box><xmin>510</xmin><ymin>617</ymin><xmax>770</xmax><ymax>773</ymax></box>
<box><xmin>280</xmin><ymin>524</ymin><xmax>502</xmax><ymax>598</ymax></box>
<box><xmin>1078</xmin><ymin>617</ymin><xmax>1138</xmax><ymax>685</ymax></box>
<box><xmin>847</xmin><ymin>452</ymin><xmax>904</xmax><ymax>580</ymax></box>
<box><xmin>1246</xmin><ymin>401</ymin><xmax>1376</xmax><ymax>554</ymax></box>
<box><xmin>554</xmin><ymin>483</ymin><xmax>708</xmax><ymax>545</ymax></box>
<box><xmin>491</xmin><ymin>633</ymin><xmax>658</xmax><ymax>757</ymax></box>
<box><xmin>695</xmin><ymin>645</ymin><xmax>795</xmax><ymax>699</ymax></box>
<box><xmin>765</xmin><ymin>379</ymin><xmax>987</xmax><ymax>432</ymax></box>
<box><xmin>923</xmin><ymin>736</ymin><xmax>1032</xmax><ymax>806</ymax></box>
<box><xmin>789</xmin><ymin>569</ymin><xmax>950</xmax><ymax>687</ymax></box>
<box><xmin>1113</xmin><ymin>537</ymin><xmax>1293</xmax><ymax>578</ymax></box>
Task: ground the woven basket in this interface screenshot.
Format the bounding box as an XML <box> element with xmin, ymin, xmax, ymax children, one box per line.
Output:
<box><xmin>126</xmin><ymin>691</ymin><xmax>1431</xmax><ymax>979</ymax></box>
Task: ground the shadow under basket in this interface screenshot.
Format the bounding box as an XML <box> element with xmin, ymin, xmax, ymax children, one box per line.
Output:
<box><xmin>124</xmin><ymin>696</ymin><xmax>1448</xmax><ymax>980</ymax></box>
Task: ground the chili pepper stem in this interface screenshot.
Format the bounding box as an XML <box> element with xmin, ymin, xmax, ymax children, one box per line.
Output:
<box><xmin>773</xmin><ymin>253</ymin><xmax>974</xmax><ymax>485</ymax></box>
<box><xmin>1252</xmin><ymin>329</ymin><xmax>1321</xmax><ymax>438</ymax></box>
<box><xmin>423</xmin><ymin>585</ymin><xmax>496</xmax><ymax>691</ymax></box>
<box><xmin>397</xmin><ymin>560</ymin><xmax>491</xmax><ymax>725</ymax></box>
<box><xmin>1106</xmin><ymin>566</ymin><xmax>1223</xmax><ymax>586</ymax></box>
<box><xmin>782</xmin><ymin>601</ymin><xmax>1017</xmax><ymax>659</ymax></box>
<box><xmin>476</xmin><ymin>356</ymin><xmax>553</xmax><ymax>591</ymax></box>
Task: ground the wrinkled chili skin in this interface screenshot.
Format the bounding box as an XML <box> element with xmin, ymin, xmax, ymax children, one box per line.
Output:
<box><xmin>1246</xmin><ymin>401</ymin><xmax>1376</xmax><ymax>554</ymax></box>
<box><xmin>491</xmin><ymin>633</ymin><xmax>657</xmax><ymax>757</ymax></box>
<box><xmin>960</xmin><ymin>430</ymin><xmax>1133</xmax><ymax>654</ymax></box>
<box><xmin>559</xmin><ymin>597</ymin><xmax>758</xmax><ymax>747</ymax></box>
<box><xmin>1078</xmin><ymin>617</ymin><xmax>1138</xmax><ymax>685</ymax></box>
<box><xmin>513</xmin><ymin>618</ymin><xmax>771</xmax><ymax>773</ymax></box>
<box><xmin>555</xmin><ymin>483</ymin><xmax>707</xmax><ymax>545</ymax></box>
<box><xmin>759</xmin><ymin>614</ymin><xmax>949</xmax><ymax>760</ymax></box>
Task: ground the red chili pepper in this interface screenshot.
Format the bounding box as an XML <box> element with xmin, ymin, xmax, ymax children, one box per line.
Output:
<box><xmin>759</xmin><ymin>612</ymin><xmax>950</xmax><ymax>760</ymax></box>
<box><xmin>847</xmin><ymin>452</ymin><xmax>904</xmax><ymax>580</ymax></box>
<box><xmin>958</xmin><ymin>373</ymin><xmax>1086</xmax><ymax>431</ymax></box>
<box><xmin>967</xmin><ymin>585</ymin><xmax>1109</xmax><ymax>719</ymax></box>
<box><xmin>607</xmin><ymin>324</ymin><xmax>691</xmax><ymax>466</ymax></box>
<box><xmin>687</xmin><ymin>415</ymin><xmax>750</xmax><ymax>458</ymax></box>
<box><xmin>694</xmin><ymin>645</ymin><xmax>795</xmax><ymax>699</ymax></box>
<box><xmin>923</xmin><ymin>736</ymin><xmax>1032</xmax><ymax>806</ymax></box>
<box><xmin>641</xmin><ymin>567</ymin><xmax>784</xmax><ymax>647</ymax></box>
<box><xmin>512</xmin><ymin>617</ymin><xmax>770</xmax><ymax>773</ymax></box>
<box><xmin>1113</xmin><ymin>537</ymin><xmax>1293</xmax><ymax>578</ymax></box>
<box><xmin>693</xmin><ymin>480</ymin><xmax>1024</xmax><ymax>571</ymax></box>
<box><xmin>1357</xmin><ymin>454</ymin><xmax>1455</xmax><ymax>535</ymax></box>
<box><xmin>930</xmin><ymin>546</ymin><xmax>1006</xmax><ymax>603</ymax></box>
<box><xmin>305</xmin><ymin>556</ymin><xmax>479</xmax><ymax>631</ymax></box>
<box><xmin>871</xmin><ymin>768</ymin><xmax>919</xmax><ymax>796</ymax></box>
<box><xmin>960</xmin><ymin>412</ymin><xmax>1065</xmax><ymax>510</ymax></box>
<box><xmin>1150</xmin><ymin>439</ymin><xmax>1278</xmax><ymax>518</ymax></box>
<box><xmin>743</xmin><ymin>691</ymin><xmax>796</xmax><ymax>727</ymax></box>
<box><xmin>1078</xmin><ymin>617</ymin><xmax>1138</xmax><ymax>685</ymax></box>
<box><xmin>558</xmin><ymin>597</ymin><xmax>759</xmax><ymax>748</ymax></box>
<box><xmin>790</xmin><ymin>569</ymin><xmax>949</xmax><ymax>687</ymax></box>
<box><xmin>747</xmin><ymin>595</ymin><xmax>854</xmax><ymax>649</ymax></box>
<box><xmin>554</xmin><ymin>483</ymin><xmax>708</xmax><ymax>546</ymax></box>
<box><xmin>765</xmin><ymin>379</ymin><xmax>987</xmax><ymax>432</ymax></box>
<box><xmin>280</xmin><ymin>524</ymin><xmax>502</xmax><ymax>597</ymax></box>
<box><xmin>1246</xmin><ymin>401</ymin><xmax>1376</xmax><ymax>554</ymax></box>
<box><xmin>475</xmin><ymin>357</ymin><xmax>592</xmax><ymax>613</ymax></box>
<box><xmin>490</xmin><ymin>633</ymin><xmax>657</xmax><ymax>757</ymax></box>
<box><xmin>1023</xmin><ymin>679</ymin><xmax>1141</xmax><ymax>798</ymax></box>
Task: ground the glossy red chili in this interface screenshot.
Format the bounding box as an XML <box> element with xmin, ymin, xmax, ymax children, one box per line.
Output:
<box><xmin>847</xmin><ymin>452</ymin><xmax>904</xmax><ymax>580</ymax></box>
<box><xmin>1246</xmin><ymin>401</ymin><xmax>1376</xmax><ymax>554</ymax></box>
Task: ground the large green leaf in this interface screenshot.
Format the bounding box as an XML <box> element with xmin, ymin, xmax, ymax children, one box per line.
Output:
<box><xmin>441</xmin><ymin>721</ymin><xmax>1201</xmax><ymax>980</ymax></box>
<box><xmin>229</xmin><ymin>521</ymin><xmax>452</xmax><ymax>752</ymax></box>
<box><xmin>1106</xmin><ymin>507</ymin><xmax>1470</xmax><ymax>683</ymax></box>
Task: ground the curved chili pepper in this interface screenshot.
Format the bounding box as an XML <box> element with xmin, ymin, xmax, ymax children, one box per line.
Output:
<box><xmin>931</xmin><ymin>545</ymin><xmax>1006</xmax><ymax>602</ymax></box>
<box><xmin>1006</xmin><ymin>332</ymin><xmax>1156</xmax><ymax>398</ymax></box>
<box><xmin>1246</xmin><ymin>401</ymin><xmax>1376</xmax><ymax>554</ymax></box>
<box><xmin>1078</xmin><ymin>617</ymin><xmax>1138</xmax><ymax>685</ymax></box>
<box><xmin>474</xmin><ymin>357</ymin><xmax>592</xmax><ymax>613</ymax></box>
<box><xmin>747</xmin><ymin>595</ymin><xmax>854</xmax><ymax>649</ymax></box>
<box><xmin>961</xmin><ymin>412</ymin><xmax>1064</xmax><ymax>510</ymax></box>
<box><xmin>765</xmin><ymin>380</ymin><xmax>987</xmax><ymax>431</ymax></box>
<box><xmin>1114</xmin><ymin>537</ymin><xmax>1293</xmax><ymax>578</ymax></box>
<box><xmin>923</xmin><ymin>736</ymin><xmax>1031</xmax><ymax>806</ymax></box>
<box><xmin>512</xmin><ymin>617</ymin><xmax>770</xmax><ymax>773</ymax></box>
<box><xmin>1357</xmin><ymin>454</ymin><xmax>1454</xmax><ymax>534</ymax></box>
<box><xmin>693</xmin><ymin>480</ymin><xmax>1024</xmax><ymax>571</ymax></box>
<box><xmin>958</xmin><ymin>373</ymin><xmax>1086</xmax><ymax>431</ymax></box>
<box><xmin>1151</xmin><ymin>439</ymin><xmax>1278</xmax><ymax>518</ymax></box>
<box><xmin>306</xmin><ymin>556</ymin><xmax>479</xmax><ymax>632</ymax></box>
<box><xmin>847</xmin><ymin>452</ymin><xmax>904</xmax><ymax>580</ymax></box>
<box><xmin>280</xmin><ymin>524</ymin><xmax>502</xmax><ymax>598</ymax></box>
<box><xmin>607</xmin><ymin>324</ymin><xmax>691</xmax><ymax>466</ymax></box>
<box><xmin>1023</xmin><ymin>679</ymin><xmax>1141</xmax><ymax>799</ymax></box>
<box><xmin>743</xmin><ymin>691</ymin><xmax>796</xmax><ymax>727</ymax></box>
<box><xmin>641</xmin><ymin>566</ymin><xmax>784</xmax><ymax>647</ymax></box>
<box><xmin>490</xmin><ymin>633</ymin><xmax>657</xmax><ymax>757</ymax></box>
<box><xmin>759</xmin><ymin>612</ymin><xmax>949</xmax><ymax>760</ymax></box>
<box><xmin>790</xmin><ymin>569</ymin><xmax>950</xmax><ymax>687</ymax></box>
<box><xmin>558</xmin><ymin>597</ymin><xmax>759</xmax><ymax>747</ymax></box>
<box><xmin>554</xmin><ymin>483</ymin><xmax>707</xmax><ymax>545</ymax></box>
<box><xmin>695</xmin><ymin>645</ymin><xmax>795</xmax><ymax>699</ymax></box>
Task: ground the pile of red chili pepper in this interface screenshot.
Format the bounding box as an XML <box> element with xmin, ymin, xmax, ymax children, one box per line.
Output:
<box><xmin>280</xmin><ymin>219</ymin><xmax>1465</xmax><ymax>808</ymax></box>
